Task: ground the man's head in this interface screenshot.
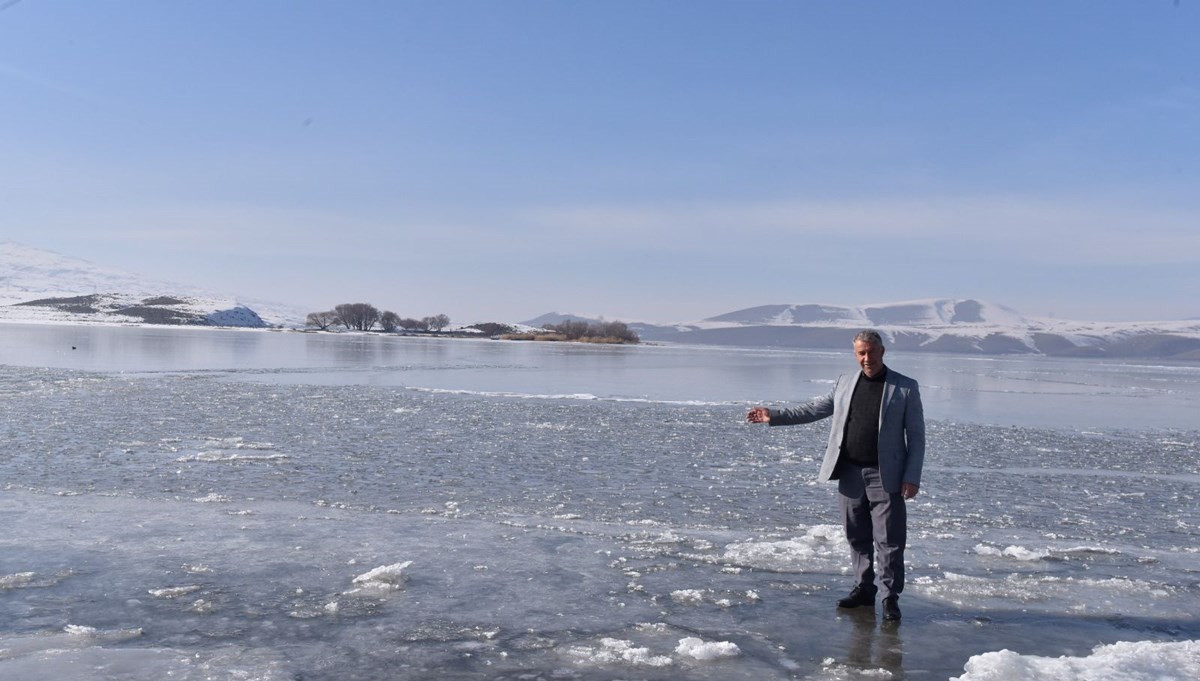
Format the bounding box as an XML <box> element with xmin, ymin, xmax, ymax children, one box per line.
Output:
<box><xmin>853</xmin><ymin>330</ymin><xmax>885</xmax><ymax>378</ymax></box>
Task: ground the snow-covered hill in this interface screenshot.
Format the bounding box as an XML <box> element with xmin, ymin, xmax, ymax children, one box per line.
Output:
<box><xmin>0</xmin><ymin>242</ymin><xmax>305</xmax><ymax>327</ymax></box>
<box><xmin>529</xmin><ymin>299</ymin><xmax>1200</xmax><ymax>360</ymax></box>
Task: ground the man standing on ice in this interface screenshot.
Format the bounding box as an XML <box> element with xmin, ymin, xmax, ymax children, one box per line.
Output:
<box><xmin>747</xmin><ymin>329</ymin><xmax>925</xmax><ymax>622</ymax></box>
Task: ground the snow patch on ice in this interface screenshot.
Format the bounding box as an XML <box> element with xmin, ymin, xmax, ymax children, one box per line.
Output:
<box><xmin>64</xmin><ymin>624</ymin><xmax>99</xmax><ymax>637</ymax></box>
<box><xmin>566</xmin><ymin>637</ymin><xmax>673</xmax><ymax>667</ymax></box>
<box><xmin>177</xmin><ymin>452</ymin><xmax>289</xmax><ymax>463</ymax></box>
<box><xmin>916</xmin><ymin>571</ymin><xmax>1178</xmax><ymax>615</ymax></box>
<box><xmin>0</xmin><ymin>571</ymin><xmax>65</xmax><ymax>590</ymax></box>
<box><xmin>348</xmin><ymin>561</ymin><xmax>412</xmax><ymax>593</ymax></box>
<box><xmin>148</xmin><ymin>585</ymin><xmax>203</xmax><ymax>599</ymax></box>
<box><xmin>952</xmin><ymin>639</ymin><xmax>1200</xmax><ymax>681</ymax></box>
<box><xmin>0</xmin><ymin>572</ymin><xmax>39</xmax><ymax>589</ymax></box>
<box><xmin>671</xmin><ymin>589</ymin><xmax>707</xmax><ymax>605</ymax></box>
<box><xmin>675</xmin><ymin>636</ymin><xmax>741</xmax><ymax>661</ymax></box>
<box><xmin>0</xmin><ymin>624</ymin><xmax>144</xmax><ymax>661</ymax></box>
<box><xmin>974</xmin><ymin>544</ymin><xmax>1050</xmax><ymax>561</ymax></box>
<box><xmin>721</xmin><ymin>525</ymin><xmax>845</xmax><ymax>571</ymax></box>
<box><xmin>192</xmin><ymin>493</ymin><xmax>230</xmax><ymax>503</ymax></box>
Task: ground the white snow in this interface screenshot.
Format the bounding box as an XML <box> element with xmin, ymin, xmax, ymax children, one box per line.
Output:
<box><xmin>0</xmin><ymin>241</ymin><xmax>306</xmax><ymax>326</ymax></box>
<box><xmin>148</xmin><ymin>585</ymin><xmax>203</xmax><ymax>599</ymax></box>
<box><xmin>675</xmin><ymin>636</ymin><xmax>741</xmax><ymax>661</ymax></box>
<box><xmin>566</xmin><ymin>638</ymin><xmax>673</xmax><ymax>667</ymax></box>
<box><xmin>670</xmin><ymin>588</ymin><xmax>707</xmax><ymax>604</ymax></box>
<box><xmin>720</xmin><ymin>525</ymin><xmax>845</xmax><ymax>571</ymax></box>
<box><xmin>0</xmin><ymin>571</ymin><xmax>39</xmax><ymax>588</ymax></box>
<box><xmin>191</xmin><ymin>493</ymin><xmax>230</xmax><ymax>503</ymax></box>
<box><xmin>177</xmin><ymin>452</ymin><xmax>289</xmax><ymax>463</ymax></box>
<box><xmin>974</xmin><ymin>544</ymin><xmax>1050</xmax><ymax>561</ymax></box>
<box><xmin>349</xmin><ymin>561</ymin><xmax>413</xmax><ymax>592</ymax></box>
<box><xmin>685</xmin><ymin>296</ymin><xmax>1200</xmax><ymax>354</ymax></box>
<box><xmin>952</xmin><ymin>639</ymin><xmax>1200</xmax><ymax>681</ymax></box>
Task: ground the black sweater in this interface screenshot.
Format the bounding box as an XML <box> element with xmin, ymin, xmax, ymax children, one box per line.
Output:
<box><xmin>839</xmin><ymin>367</ymin><xmax>888</xmax><ymax>467</ymax></box>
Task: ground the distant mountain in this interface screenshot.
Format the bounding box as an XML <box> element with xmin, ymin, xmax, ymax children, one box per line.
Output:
<box><xmin>0</xmin><ymin>242</ymin><xmax>304</xmax><ymax>327</ymax></box>
<box><xmin>527</xmin><ymin>299</ymin><xmax>1200</xmax><ymax>360</ymax></box>
<box><xmin>521</xmin><ymin>312</ymin><xmax>603</xmax><ymax>328</ymax></box>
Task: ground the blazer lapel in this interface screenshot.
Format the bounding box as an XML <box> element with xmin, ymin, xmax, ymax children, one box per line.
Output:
<box><xmin>879</xmin><ymin>371</ymin><xmax>896</xmax><ymax>430</ymax></box>
<box><xmin>837</xmin><ymin>372</ymin><xmax>858</xmax><ymax>416</ymax></box>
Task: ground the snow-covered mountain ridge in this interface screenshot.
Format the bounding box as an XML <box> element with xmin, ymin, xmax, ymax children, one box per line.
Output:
<box><xmin>5</xmin><ymin>242</ymin><xmax>1198</xmax><ymax>359</ymax></box>
<box><xmin>0</xmin><ymin>242</ymin><xmax>303</xmax><ymax>327</ymax></box>
<box><xmin>697</xmin><ymin>299</ymin><xmax>1029</xmax><ymax>328</ymax></box>
<box><xmin>530</xmin><ymin>300</ymin><xmax>1200</xmax><ymax>360</ymax></box>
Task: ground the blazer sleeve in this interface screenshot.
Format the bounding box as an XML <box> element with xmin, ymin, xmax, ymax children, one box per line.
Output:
<box><xmin>767</xmin><ymin>380</ymin><xmax>838</xmax><ymax>426</ymax></box>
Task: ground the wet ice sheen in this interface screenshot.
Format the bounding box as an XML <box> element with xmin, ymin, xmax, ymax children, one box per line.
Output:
<box><xmin>1</xmin><ymin>330</ymin><xmax>1199</xmax><ymax>680</ymax></box>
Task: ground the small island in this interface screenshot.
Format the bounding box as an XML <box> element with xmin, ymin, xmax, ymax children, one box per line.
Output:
<box><xmin>306</xmin><ymin>304</ymin><xmax>639</xmax><ymax>344</ymax></box>
<box><xmin>500</xmin><ymin>320</ymin><xmax>640</xmax><ymax>344</ymax></box>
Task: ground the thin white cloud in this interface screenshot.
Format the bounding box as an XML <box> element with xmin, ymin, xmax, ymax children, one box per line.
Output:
<box><xmin>49</xmin><ymin>200</ymin><xmax>509</xmax><ymax>267</ymax></box>
<box><xmin>520</xmin><ymin>194</ymin><xmax>1199</xmax><ymax>266</ymax></box>
<box><xmin>17</xmin><ymin>190</ymin><xmax>1197</xmax><ymax>273</ymax></box>
<box><xmin>0</xmin><ymin>61</ymin><xmax>112</xmax><ymax>105</ymax></box>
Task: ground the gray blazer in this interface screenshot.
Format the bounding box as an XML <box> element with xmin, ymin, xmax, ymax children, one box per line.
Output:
<box><xmin>769</xmin><ymin>367</ymin><xmax>925</xmax><ymax>495</ymax></box>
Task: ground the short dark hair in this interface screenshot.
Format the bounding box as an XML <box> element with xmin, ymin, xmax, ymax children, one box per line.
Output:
<box><xmin>854</xmin><ymin>329</ymin><xmax>884</xmax><ymax>347</ymax></box>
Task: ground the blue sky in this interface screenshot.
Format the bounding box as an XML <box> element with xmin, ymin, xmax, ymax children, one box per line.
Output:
<box><xmin>2</xmin><ymin>1</ymin><xmax>1197</xmax><ymax>324</ymax></box>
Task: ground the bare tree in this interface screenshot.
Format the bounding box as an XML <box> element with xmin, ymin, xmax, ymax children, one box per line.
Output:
<box><xmin>305</xmin><ymin>310</ymin><xmax>338</xmax><ymax>330</ymax></box>
<box><xmin>380</xmin><ymin>310</ymin><xmax>401</xmax><ymax>333</ymax></box>
<box><xmin>549</xmin><ymin>320</ymin><xmax>589</xmax><ymax>340</ymax></box>
<box><xmin>600</xmin><ymin>320</ymin><xmax>638</xmax><ymax>342</ymax></box>
<box><xmin>334</xmin><ymin>304</ymin><xmax>355</xmax><ymax>330</ymax></box>
<box><xmin>545</xmin><ymin>319</ymin><xmax>639</xmax><ymax>343</ymax></box>
<box><xmin>427</xmin><ymin>313</ymin><xmax>450</xmax><ymax>332</ymax></box>
<box><xmin>334</xmin><ymin>303</ymin><xmax>381</xmax><ymax>331</ymax></box>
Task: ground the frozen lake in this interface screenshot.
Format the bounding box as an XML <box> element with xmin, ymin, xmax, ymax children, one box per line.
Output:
<box><xmin>1</xmin><ymin>324</ymin><xmax>1198</xmax><ymax>680</ymax></box>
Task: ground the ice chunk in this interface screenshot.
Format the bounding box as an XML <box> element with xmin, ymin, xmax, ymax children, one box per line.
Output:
<box><xmin>721</xmin><ymin>525</ymin><xmax>845</xmax><ymax>571</ymax></box>
<box><xmin>670</xmin><ymin>589</ymin><xmax>706</xmax><ymax>605</ymax></box>
<box><xmin>974</xmin><ymin>544</ymin><xmax>1049</xmax><ymax>561</ymax></box>
<box><xmin>192</xmin><ymin>493</ymin><xmax>230</xmax><ymax>503</ymax></box>
<box><xmin>675</xmin><ymin>636</ymin><xmax>740</xmax><ymax>661</ymax></box>
<box><xmin>350</xmin><ymin>561</ymin><xmax>413</xmax><ymax>591</ymax></box>
<box><xmin>148</xmin><ymin>585</ymin><xmax>203</xmax><ymax>599</ymax></box>
<box><xmin>952</xmin><ymin>639</ymin><xmax>1200</xmax><ymax>681</ymax></box>
<box><xmin>0</xmin><ymin>572</ymin><xmax>38</xmax><ymax>589</ymax></box>
<box><xmin>566</xmin><ymin>638</ymin><xmax>672</xmax><ymax>667</ymax></box>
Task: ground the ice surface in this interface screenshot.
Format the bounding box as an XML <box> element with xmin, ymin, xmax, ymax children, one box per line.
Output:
<box><xmin>1</xmin><ymin>327</ymin><xmax>1199</xmax><ymax>679</ymax></box>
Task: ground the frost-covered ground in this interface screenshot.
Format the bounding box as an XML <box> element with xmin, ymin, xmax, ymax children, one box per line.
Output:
<box><xmin>2</xmin><ymin>337</ymin><xmax>1198</xmax><ymax>680</ymax></box>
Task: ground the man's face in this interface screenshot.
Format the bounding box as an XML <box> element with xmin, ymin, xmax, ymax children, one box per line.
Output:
<box><xmin>854</xmin><ymin>340</ymin><xmax>885</xmax><ymax>378</ymax></box>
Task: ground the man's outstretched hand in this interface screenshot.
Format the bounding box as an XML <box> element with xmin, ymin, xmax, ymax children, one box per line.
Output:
<box><xmin>746</xmin><ymin>407</ymin><xmax>770</xmax><ymax>424</ymax></box>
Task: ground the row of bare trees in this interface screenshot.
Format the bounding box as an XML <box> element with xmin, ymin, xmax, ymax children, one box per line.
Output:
<box><xmin>306</xmin><ymin>303</ymin><xmax>450</xmax><ymax>333</ymax></box>
<box><xmin>545</xmin><ymin>320</ymin><xmax>639</xmax><ymax>343</ymax></box>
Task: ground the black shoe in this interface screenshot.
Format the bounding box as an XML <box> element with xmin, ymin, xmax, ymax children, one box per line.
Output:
<box><xmin>837</xmin><ymin>586</ymin><xmax>876</xmax><ymax>609</ymax></box>
<box><xmin>882</xmin><ymin>596</ymin><xmax>901</xmax><ymax>621</ymax></box>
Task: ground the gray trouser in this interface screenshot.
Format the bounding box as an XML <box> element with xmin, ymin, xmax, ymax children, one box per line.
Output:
<box><xmin>839</xmin><ymin>464</ymin><xmax>907</xmax><ymax>599</ymax></box>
